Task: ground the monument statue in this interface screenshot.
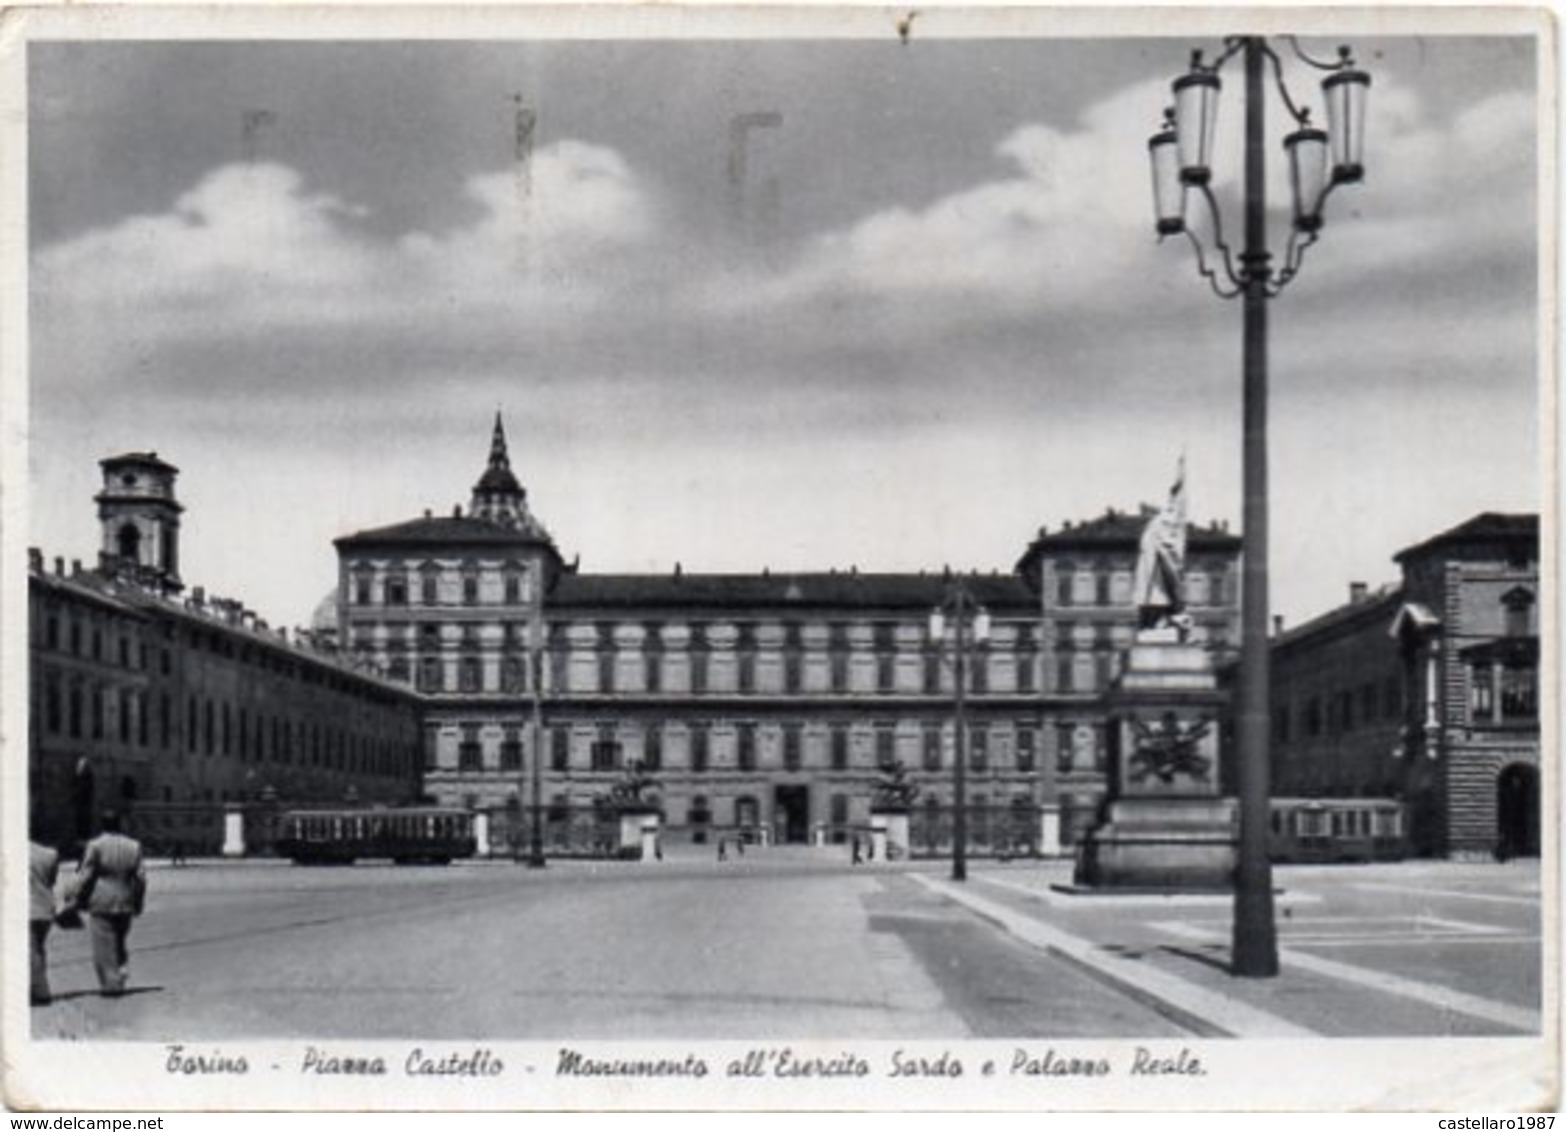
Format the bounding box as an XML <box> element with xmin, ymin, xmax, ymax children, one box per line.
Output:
<box><xmin>1134</xmin><ymin>457</ymin><xmax>1190</xmax><ymax>634</ymax></box>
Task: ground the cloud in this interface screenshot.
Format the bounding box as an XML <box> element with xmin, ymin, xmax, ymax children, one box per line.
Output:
<box><xmin>33</xmin><ymin>141</ymin><xmax>661</xmax><ymax>343</ymax></box>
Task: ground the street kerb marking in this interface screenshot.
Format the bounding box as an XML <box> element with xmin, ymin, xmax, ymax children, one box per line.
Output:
<box><xmin>912</xmin><ymin>874</ymin><xmax>1314</xmax><ymax>1039</ymax></box>
<box><xmin>1156</xmin><ymin>921</ymin><xmax>1542</xmax><ymax>1033</ymax></box>
<box><xmin>1350</xmin><ymin>880</ymin><xmax>1540</xmax><ymax>907</ymax></box>
<box><xmin>976</xmin><ymin>872</ymin><xmax>1322</xmax><ymax>909</ymax></box>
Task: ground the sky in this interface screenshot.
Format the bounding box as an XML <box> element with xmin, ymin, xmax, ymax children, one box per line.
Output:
<box><xmin>23</xmin><ymin>20</ymin><xmax>1544</xmax><ymax>633</ymax></box>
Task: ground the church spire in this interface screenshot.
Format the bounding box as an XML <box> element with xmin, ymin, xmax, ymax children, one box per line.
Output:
<box><xmin>488</xmin><ymin>410</ymin><xmax>512</xmax><ymax>473</ymax></box>
<box><xmin>470</xmin><ymin>411</ymin><xmax>530</xmax><ymax>529</ymax></box>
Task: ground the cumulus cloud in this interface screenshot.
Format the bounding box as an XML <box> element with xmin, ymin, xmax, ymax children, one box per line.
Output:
<box><xmin>33</xmin><ymin>140</ymin><xmax>661</xmax><ymax>341</ymax></box>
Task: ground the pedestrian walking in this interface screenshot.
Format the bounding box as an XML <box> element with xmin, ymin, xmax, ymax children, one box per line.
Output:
<box><xmin>851</xmin><ymin>834</ymin><xmax>863</xmax><ymax>865</ymax></box>
<box><xmin>718</xmin><ymin>837</ymin><xmax>728</xmax><ymax>862</ymax></box>
<box><xmin>29</xmin><ymin>824</ymin><xmax>60</xmax><ymax>1006</ymax></box>
<box><xmin>70</xmin><ymin>811</ymin><xmax>147</xmax><ymax>997</ymax></box>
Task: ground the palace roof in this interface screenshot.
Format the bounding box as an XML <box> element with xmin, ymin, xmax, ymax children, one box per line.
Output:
<box><xmin>553</xmin><ymin>571</ymin><xmax>1036</xmax><ymax>612</ymax></box>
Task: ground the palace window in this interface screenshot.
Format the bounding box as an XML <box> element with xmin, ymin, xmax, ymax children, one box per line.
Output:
<box><xmin>44</xmin><ymin>670</ymin><xmax>62</xmax><ymax>734</ymax></box>
<box><xmin>830</xmin><ymin>650</ymin><xmax>849</xmax><ymax>693</ymax></box>
<box><xmin>923</xmin><ymin>725</ymin><xmax>942</xmax><ymax>771</ymax></box>
<box><xmin>418</xmin><ymin>656</ymin><xmax>444</xmax><ymax>693</ymax></box>
<box><xmin>385</xmin><ymin>575</ymin><xmax>408</xmax><ymax>606</ymax></box>
<box><xmin>1055</xmin><ymin>563</ymin><xmax>1075</xmax><ymax>606</ymax></box>
<box><xmin>1503</xmin><ymin>587</ymin><xmax>1535</xmax><ymax>637</ymax></box>
<box><xmin>591</xmin><ymin>729</ymin><xmax>620</xmax><ymax>772</ymax></box>
<box><xmin>1016</xmin><ymin>729</ymin><xmax>1036</xmax><ymax>772</ymax></box>
<box><xmin>1016</xmin><ymin>650</ymin><xmax>1037</xmax><ymax>693</ymax></box>
<box><xmin>1501</xmin><ymin>664</ymin><xmax>1537</xmax><ymax>720</ymax></box>
<box><xmin>458</xmin><ymin>726</ymin><xmax>482</xmax><ymax>771</ymax></box>
<box><xmin>459</xmin><ymin>655</ymin><xmax>483</xmax><ymax>693</ymax></box>
<box><xmin>1055</xmin><ymin>722</ymin><xmax>1074</xmax><ymax>773</ymax></box>
<box><xmin>875</xmin><ymin>726</ymin><xmax>896</xmax><ymax>770</ymax></box>
<box><xmin>782</xmin><ymin>725</ymin><xmax>802</xmax><ymax>771</ymax></box>
<box><xmin>877</xmin><ymin>652</ymin><xmax>896</xmax><ymax>693</ymax></box>
<box><xmin>496</xmin><ymin>654</ymin><xmax>521</xmax><ymax>693</ymax></box>
<box><xmin>1093</xmin><ymin>654</ymin><xmax>1113</xmax><ymax>693</ymax></box>
<box><xmin>969</xmin><ymin>725</ymin><xmax>989</xmax><ymax>771</ymax></box>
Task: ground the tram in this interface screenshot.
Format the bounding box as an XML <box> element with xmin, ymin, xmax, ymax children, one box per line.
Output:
<box><xmin>1269</xmin><ymin>797</ymin><xmax>1406</xmax><ymax>863</ymax></box>
<box><xmin>275</xmin><ymin>807</ymin><xmax>478</xmax><ymax>865</ymax></box>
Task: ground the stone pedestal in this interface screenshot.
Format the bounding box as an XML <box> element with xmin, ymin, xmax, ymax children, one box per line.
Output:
<box><xmin>618</xmin><ymin>809</ymin><xmax>660</xmax><ymax>860</ymax></box>
<box><xmin>1074</xmin><ymin>631</ymin><xmax>1237</xmax><ymax>891</ymax></box>
<box><xmin>638</xmin><ymin>816</ymin><xmax>661</xmax><ymax>863</ymax></box>
<box><xmin>1037</xmin><ymin>804</ymin><xmax>1062</xmax><ymax>858</ymax></box>
<box><xmin>473</xmin><ymin>812</ymin><xmax>492</xmax><ymax>858</ymax></box>
<box><xmin>870</xmin><ymin>809</ymin><xmax>909</xmax><ymax>862</ymax></box>
<box><xmin>221</xmin><ymin>807</ymin><xmax>246</xmax><ymax>858</ymax></box>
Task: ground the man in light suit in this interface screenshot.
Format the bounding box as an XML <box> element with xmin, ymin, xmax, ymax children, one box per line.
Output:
<box><xmin>72</xmin><ymin>811</ymin><xmax>146</xmax><ymax>996</ymax></box>
<box><xmin>29</xmin><ymin>821</ymin><xmax>60</xmax><ymax>1005</ymax></box>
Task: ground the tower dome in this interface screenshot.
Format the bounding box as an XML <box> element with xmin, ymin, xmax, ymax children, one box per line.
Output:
<box><xmin>469</xmin><ymin>412</ymin><xmax>550</xmax><ymax>538</ymax></box>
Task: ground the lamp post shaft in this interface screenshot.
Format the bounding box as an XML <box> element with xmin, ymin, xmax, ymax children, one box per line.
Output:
<box><xmin>952</xmin><ymin>593</ymin><xmax>969</xmax><ymax>882</ymax></box>
<box><xmin>1233</xmin><ymin>34</ymin><xmax>1279</xmax><ymax>977</ymax></box>
<box><xmin>527</xmin><ymin>614</ymin><xmax>547</xmax><ymax>868</ymax></box>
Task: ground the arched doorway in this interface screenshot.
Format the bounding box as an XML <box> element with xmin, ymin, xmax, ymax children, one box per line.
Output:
<box><xmin>1496</xmin><ymin>763</ymin><xmax>1540</xmax><ymax>859</ymax></box>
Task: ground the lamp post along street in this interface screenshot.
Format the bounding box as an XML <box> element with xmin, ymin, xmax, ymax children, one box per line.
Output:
<box><xmin>953</xmin><ymin>598</ymin><xmax>968</xmax><ymax>882</ymax></box>
<box><xmin>526</xmin><ymin>611</ymin><xmax>546</xmax><ymax>868</ymax></box>
<box><xmin>1149</xmin><ymin>35</ymin><xmax>1371</xmax><ymax>977</ymax></box>
<box><xmin>931</xmin><ymin>579</ymin><xmax>989</xmax><ymax>883</ymax></box>
<box><xmin>1235</xmin><ymin>36</ymin><xmax>1276</xmax><ymax>976</ymax></box>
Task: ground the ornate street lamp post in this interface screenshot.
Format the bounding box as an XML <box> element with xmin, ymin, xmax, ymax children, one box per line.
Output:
<box><xmin>929</xmin><ymin>574</ymin><xmax>991</xmax><ymax>882</ymax></box>
<box><xmin>526</xmin><ymin>609</ymin><xmax>547</xmax><ymax>868</ymax></box>
<box><xmin>1148</xmin><ymin>36</ymin><xmax>1370</xmax><ymax>977</ymax></box>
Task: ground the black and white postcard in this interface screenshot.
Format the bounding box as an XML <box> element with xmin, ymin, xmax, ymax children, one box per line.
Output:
<box><xmin>1</xmin><ymin>4</ymin><xmax>1555</xmax><ymax>1114</ymax></box>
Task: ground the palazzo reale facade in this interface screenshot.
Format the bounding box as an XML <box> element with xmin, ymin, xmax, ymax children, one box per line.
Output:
<box><xmin>334</xmin><ymin>417</ymin><xmax>1244</xmax><ymax>848</ymax></box>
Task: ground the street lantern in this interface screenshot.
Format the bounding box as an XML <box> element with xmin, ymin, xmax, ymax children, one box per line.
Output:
<box><xmin>1284</xmin><ymin>117</ymin><xmax>1330</xmax><ymax>232</ymax></box>
<box><xmin>1323</xmin><ymin>51</ymin><xmax>1372</xmax><ymax>183</ymax></box>
<box><xmin>1148</xmin><ymin>108</ymin><xmax>1186</xmax><ymax>235</ymax></box>
<box><xmin>1147</xmin><ymin>35</ymin><xmax>1371</xmax><ymax>979</ymax></box>
<box><xmin>1173</xmin><ymin>54</ymin><xmax>1222</xmax><ymax>184</ymax></box>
